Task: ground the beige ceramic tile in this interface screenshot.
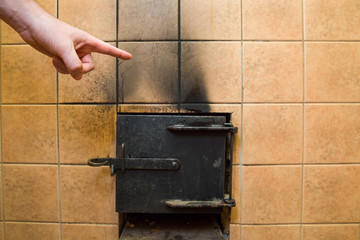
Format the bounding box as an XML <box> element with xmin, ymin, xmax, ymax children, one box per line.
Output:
<box><xmin>60</xmin><ymin>166</ymin><xmax>117</xmax><ymax>224</ymax></box>
<box><xmin>230</xmin><ymin>224</ymin><xmax>240</xmax><ymax>240</ymax></box>
<box><xmin>243</xmin><ymin>105</ymin><xmax>303</xmax><ymax>165</ymax></box>
<box><xmin>3</xmin><ymin>164</ymin><xmax>59</xmax><ymax>221</ymax></box>
<box><xmin>0</xmin><ymin>171</ymin><xmax>2</xmax><ymax>221</ymax></box>
<box><xmin>180</xmin><ymin>104</ymin><xmax>241</xmax><ymax>164</ymax></box>
<box><xmin>5</xmin><ymin>222</ymin><xmax>60</xmax><ymax>240</ymax></box>
<box><xmin>1</xmin><ymin>0</ymin><xmax>57</xmax><ymax>44</ymax></box>
<box><xmin>244</xmin><ymin>42</ymin><xmax>303</xmax><ymax>102</ymax></box>
<box><xmin>59</xmin><ymin>0</ymin><xmax>116</xmax><ymax>41</ymax></box>
<box><xmin>0</xmin><ymin>223</ymin><xmax>3</xmax><ymax>240</ymax></box>
<box><xmin>303</xmin><ymin>165</ymin><xmax>360</xmax><ymax>223</ymax></box>
<box><xmin>302</xmin><ymin>224</ymin><xmax>360</xmax><ymax>240</ymax></box>
<box><xmin>242</xmin><ymin>166</ymin><xmax>302</xmax><ymax>224</ymax></box>
<box><xmin>241</xmin><ymin>225</ymin><xmax>300</xmax><ymax>240</ymax></box>
<box><xmin>118</xmin><ymin>42</ymin><xmax>178</xmax><ymax>103</ymax></box>
<box><xmin>181</xmin><ymin>42</ymin><xmax>241</xmax><ymax>103</ymax></box>
<box><xmin>306</xmin><ymin>43</ymin><xmax>360</xmax><ymax>102</ymax></box>
<box><xmin>2</xmin><ymin>106</ymin><xmax>57</xmax><ymax>163</ymax></box>
<box><xmin>1</xmin><ymin>45</ymin><xmax>56</xmax><ymax>103</ymax></box>
<box><xmin>231</xmin><ymin>166</ymin><xmax>241</xmax><ymax>224</ymax></box>
<box><xmin>1</xmin><ymin>22</ymin><xmax>22</xmax><ymax>44</ymax></box>
<box><xmin>59</xmin><ymin>105</ymin><xmax>116</xmax><ymax>164</ymax></box>
<box><xmin>59</xmin><ymin>44</ymin><xmax>117</xmax><ymax>103</ymax></box>
<box><xmin>243</xmin><ymin>0</ymin><xmax>302</xmax><ymax>40</ymax></box>
<box><xmin>118</xmin><ymin>0</ymin><xmax>178</xmax><ymax>40</ymax></box>
<box><xmin>62</xmin><ymin>224</ymin><xmax>118</xmax><ymax>240</ymax></box>
<box><xmin>181</xmin><ymin>0</ymin><xmax>241</xmax><ymax>40</ymax></box>
<box><xmin>305</xmin><ymin>0</ymin><xmax>360</xmax><ymax>40</ymax></box>
<box><xmin>305</xmin><ymin>105</ymin><xmax>360</xmax><ymax>163</ymax></box>
<box><xmin>118</xmin><ymin>104</ymin><xmax>178</xmax><ymax>113</ymax></box>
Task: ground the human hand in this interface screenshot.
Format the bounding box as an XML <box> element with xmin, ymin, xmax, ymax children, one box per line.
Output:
<box><xmin>22</xmin><ymin>16</ymin><xmax>132</xmax><ymax>80</ymax></box>
<box><xmin>0</xmin><ymin>0</ymin><xmax>132</xmax><ymax>80</ymax></box>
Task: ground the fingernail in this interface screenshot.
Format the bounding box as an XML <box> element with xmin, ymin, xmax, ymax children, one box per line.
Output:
<box><xmin>73</xmin><ymin>73</ymin><xmax>83</xmax><ymax>80</ymax></box>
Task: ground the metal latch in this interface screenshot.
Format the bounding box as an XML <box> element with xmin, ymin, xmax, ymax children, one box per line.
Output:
<box><xmin>167</xmin><ymin>122</ymin><xmax>238</xmax><ymax>133</ymax></box>
<box><xmin>165</xmin><ymin>199</ymin><xmax>236</xmax><ymax>208</ymax></box>
<box><xmin>88</xmin><ymin>143</ymin><xmax>180</xmax><ymax>176</ymax></box>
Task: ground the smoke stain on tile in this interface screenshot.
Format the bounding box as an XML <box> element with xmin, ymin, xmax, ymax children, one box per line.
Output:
<box><xmin>118</xmin><ymin>42</ymin><xmax>178</xmax><ymax>103</ymax></box>
<box><xmin>59</xmin><ymin>105</ymin><xmax>116</xmax><ymax>164</ymax></box>
<box><xmin>184</xmin><ymin>76</ymin><xmax>202</xmax><ymax>102</ymax></box>
<box><xmin>181</xmin><ymin>42</ymin><xmax>241</xmax><ymax>104</ymax></box>
<box><xmin>59</xmin><ymin>47</ymin><xmax>117</xmax><ymax>103</ymax></box>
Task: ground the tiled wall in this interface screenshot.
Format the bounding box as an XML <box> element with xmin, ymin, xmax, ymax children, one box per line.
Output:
<box><xmin>1</xmin><ymin>0</ymin><xmax>360</xmax><ymax>240</ymax></box>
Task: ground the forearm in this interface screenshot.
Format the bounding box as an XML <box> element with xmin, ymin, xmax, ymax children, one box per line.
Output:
<box><xmin>0</xmin><ymin>0</ymin><xmax>52</xmax><ymax>35</ymax></box>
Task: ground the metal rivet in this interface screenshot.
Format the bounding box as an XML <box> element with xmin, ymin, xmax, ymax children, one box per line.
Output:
<box><xmin>172</xmin><ymin>161</ymin><xmax>178</xmax><ymax>168</ymax></box>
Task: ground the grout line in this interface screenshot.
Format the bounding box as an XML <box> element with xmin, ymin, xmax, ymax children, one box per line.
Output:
<box><xmin>0</xmin><ymin>26</ymin><xmax>6</xmax><ymax>240</ymax></box>
<box><xmin>1</xmin><ymin>162</ymin><xmax>59</xmax><ymax>165</ymax></box>
<box><xmin>1</xmin><ymin>102</ymin><xmax>360</xmax><ymax>106</ymax></box>
<box><xmin>117</xmin><ymin>39</ymin><xmax>179</xmax><ymax>42</ymax></box>
<box><xmin>0</xmin><ymin>162</ymin><xmax>359</xmax><ymax>166</ymax></box>
<box><xmin>1</xmin><ymin>40</ymin><xmax>117</xmax><ymax>46</ymax></box>
<box><xmin>116</xmin><ymin>58</ymin><xmax>119</xmax><ymax>107</ymax></box>
<box><xmin>0</xmin><ymin>220</ymin><xmax>353</xmax><ymax>226</ymax></box>
<box><xmin>54</xmin><ymin>102</ymin><xmax>118</xmax><ymax>105</ymax></box>
<box><xmin>116</xmin><ymin>0</ymin><xmax>120</xmax><ymax>110</ymax></box>
<box><xmin>1</xmin><ymin>43</ymin><xmax>29</xmax><ymax>46</ymax></box>
<box><xmin>1</xmin><ymin>103</ymin><xmax>58</xmax><ymax>105</ymax></box>
<box><xmin>302</xmin><ymin>102</ymin><xmax>360</xmax><ymax>105</ymax></box>
<box><xmin>241</xmin><ymin>102</ymin><xmax>303</xmax><ymax>105</ymax></box>
<box><xmin>241</xmin><ymin>163</ymin><xmax>360</xmax><ymax>166</ymax></box>
<box><xmin>0</xmin><ymin>163</ymin><xmax>110</xmax><ymax>166</ymax></box>
<box><xmin>241</xmin><ymin>102</ymin><xmax>360</xmax><ymax>104</ymax></box>
<box><xmin>56</xmin><ymin>1</ymin><xmax>63</xmax><ymax>240</ymax></box>
<box><xmin>3</xmin><ymin>40</ymin><xmax>360</xmax><ymax>46</ymax></box>
<box><xmin>56</xmin><ymin>51</ymin><xmax>63</xmax><ymax>240</ymax></box>
<box><xmin>300</xmin><ymin>0</ymin><xmax>306</xmax><ymax>239</ymax></box>
<box><xmin>239</xmin><ymin>0</ymin><xmax>244</xmax><ymax>239</ymax></box>
<box><xmin>177</xmin><ymin>0</ymin><xmax>182</xmax><ymax>112</ymax></box>
<box><xmin>1</xmin><ymin>103</ymin><xmax>115</xmax><ymax>105</ymax></box>
<box><xmin>242</xmin><ymin>102</ymin><xmax>360</xmax><ymax>105</ymax></box>
<box><xmin>2</xmin><ymin>220</ymin><xmax>119</xmax><ymax>225</ymax></box>
<box><xmin>241</xmin><ymin>224</ymin><xmax>304</xmax><ymax>226</ymax></box>
<box><xmin>109</xmin><ymin>39</ymin><xmax>360</xmax><ymax>43</ymax></box>
<box><xmin>242</xmin><ymin>40</ymin><xmax>360</xmax><ymax>42</ymax></box>
<box><xmin>241</xmin><ymin>223</ymin><xmax>304</xmax><ymax>226</ymax></box>
<box><xmin>241</xmin><ymin>223</ymin><xmax>360</xmax><ymax>226</ymax></box>
<box><xmin>179</xmin><ymin>102</ymin><xmax>360</xmax><ymax>105</ymax></box>
<box><xmin>120</xmin><ymin>73</ymin><xmax>124</xmax><ymax>104</ymax></box>
<box><xmin>116</xmin><ymin>0</ymin><xmax>122</xmax><ymax>232</ymax></box>
<box><xmin>59</xmin><ymin>222</ymin><xmax>119</xmax><ymax>226</ymax></box>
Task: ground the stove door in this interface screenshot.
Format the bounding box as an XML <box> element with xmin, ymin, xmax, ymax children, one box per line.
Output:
<box><xmin>115</xmin><ymin>114</ymin><xmax>229</xmax><ymax>213</ymax></box>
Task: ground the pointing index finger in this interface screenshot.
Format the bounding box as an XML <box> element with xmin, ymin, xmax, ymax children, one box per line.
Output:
<box><xmin>90</xmin><ymin>37</ymin><xmax>132</xmax><ymax>60</ymax></box>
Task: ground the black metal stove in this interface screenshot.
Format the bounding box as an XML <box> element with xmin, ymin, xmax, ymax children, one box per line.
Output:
<box><xmin>89</xmin><ymin>113</ymin><xmax>237</xmax><ymax>214</ymax></box>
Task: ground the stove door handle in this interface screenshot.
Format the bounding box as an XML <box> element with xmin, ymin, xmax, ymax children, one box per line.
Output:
<box><xmin>88</xmin><ymin>157</ymin><xmax>180</xmax><ymax>177</ymax></box>
<box><xmin>167</xmin><ymin>123</ymin><xmax>238</xmax><ymax>133</ymax></box>
<box><xmin>88</xmin><ymin>158</ymin><xmax>112</xmax><ymax>167</ymax></box>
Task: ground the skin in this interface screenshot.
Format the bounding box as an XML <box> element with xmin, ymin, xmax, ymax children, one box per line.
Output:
<box><xmin>0</xmin><ymin>0</ymin><xmax>132</xmax><ymax>80</ymax></box>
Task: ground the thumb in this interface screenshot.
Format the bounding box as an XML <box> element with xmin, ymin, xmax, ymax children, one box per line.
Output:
<box><xmin>60</xmin><ymin>48</ymin><xmax>83</xmax><ymax>80</ymax></box>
